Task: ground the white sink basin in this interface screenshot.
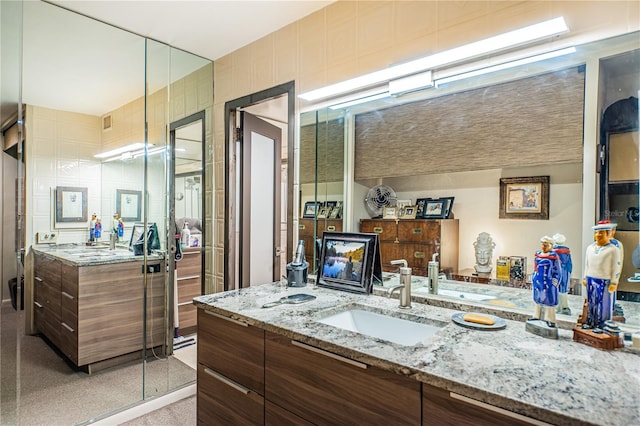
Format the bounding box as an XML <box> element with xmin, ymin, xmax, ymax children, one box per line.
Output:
<box><xmin>414</xmin><ymin>287</ymin><xmax>496</xmax><ymax>302</ymax></box>
<box><xmin>317</xmin><ymin>308</ymin><xmax>443</xmax><ymax>346</ymax></box>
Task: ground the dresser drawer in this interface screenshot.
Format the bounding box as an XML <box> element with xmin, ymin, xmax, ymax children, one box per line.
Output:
<box><xmin>359</xmin><ymin>219</ymin><xmax>397</xmax><ymax>241</ymax></box>
<box><xmin>397</xmin><ymin>220</ymin><xmax>440</xmax><ymax>243</ymax></box>
<box><xmin>197</xmin><ymin>309</ymin><xmax>264</xmax><ymax>394</ymax></box>
<box><xmin>177</xmin><ymin>277</ymin><xmax>201</xmax><ymax>303</ymax></box>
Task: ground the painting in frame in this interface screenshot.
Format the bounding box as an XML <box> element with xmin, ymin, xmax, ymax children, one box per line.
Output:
<box><xmin>55</xmin><ymin>186</ymin><xmax>88</xmax><ymax>226</ymax></box>
<box><xmin>421</xmin><ymin>198</ymin><xmax>449</xmax><ymax>219</ymax></box>
<box><xmin>499</xmin><ymin>176</ymin><xmax>549</xmax><ymax>220</ymax></box>
<box><xmin>303</xmin><ymin>201</ymin><xmax>320</xmax><ymax>218</ymax></box>
<box><xmin>116</xmin><ymin>189</ymin><xmax>142</xmax><ymax>222</ymax></box>
<box><xmin>400</xmin><ymin>205</ymin><xmax>418</xmax><ymax>219</ymax></box>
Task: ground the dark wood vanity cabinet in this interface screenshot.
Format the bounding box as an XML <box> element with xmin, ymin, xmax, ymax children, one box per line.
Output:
<box><xmin>197</xmin><ymin>309</ymin><xmax>265</xmax><ymax>425</ymax></box>
<box><xmin>176</xmin><ymin>247</ymin><xmax>201</xmax><ymax>335</ymax></box>
<box><xmin>360</xmin><ymin>219</ymin><xmax>459</xmax><ymax>276</ymax></box>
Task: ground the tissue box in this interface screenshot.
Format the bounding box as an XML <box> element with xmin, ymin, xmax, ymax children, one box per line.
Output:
<box><xmin>496</xmin><ymin>256</ymin><xmax>510</xmax><ymax>281</ymax></box>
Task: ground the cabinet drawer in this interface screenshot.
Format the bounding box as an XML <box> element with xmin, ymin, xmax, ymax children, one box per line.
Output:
<box><xmin>178</xmin><ymin>304</ymin><xmax>197</xmax><ymax>330</ymax></box>
<box><xmin>177</xmin><ymin>277</ymin><xmax>201</xmax><ymax>303</ymax></box>
<box><xmin>198</xmin><ymin>363</ymin><xmax>264</xmax><ymax>425</ymax></box>
<box><xmin>35</xmin><ymin>254</ymin><xmax>61</xmax><ymax>288</ymax></box>
<box><xmin>360</xmin><ymin>219</ymin><xmax>397</xmax><ymax>241</ymax></box>
<box><xmin>422</xmin><ymin>384</ymin><xmax>541</xmax><ymax>425</ymax></box>
<box><xmin>197</xmin><ymin>309</ymin><xmax>264</xmax><ymax>394</ymax></box>
<box><xmin>59</xmin><ymin>319</ymin><xmax>78</xmax><ymax>365</ymax></box>
<box><xmin>61</xmin><ymin>291</ymin><xmax>78</xmax><ymax>330</ymax></box>
<box><xmin>177</xmin><ymin>250</ymin><xmax>201</xmax><ymax>277</ymax></box>
<box><xmin>265</xmin><ymin>400</ymin><xmax>313</xmax><ymax>426</ymax></box>
<box><xmin>265</xmin><ymin>332</ymin><xmax>421</xmax><ymax>425</ymax></box>
<box><xmin>43</xmin><ymin>284</ymin><xmax>61</xmax><ymax>318</ymax></box>
<box><xmin>397</xmin><ymin>220</ymin><xmax>440</xmax><ymax>243</ymax></box>
<box><xmin>61</xmin><ymin>263</ymin><xmax>78</xmax><ymax>299</ymax></box>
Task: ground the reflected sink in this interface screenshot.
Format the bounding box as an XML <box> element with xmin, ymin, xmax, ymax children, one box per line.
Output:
<box><xmin>317</xmin><ymin>307</ymin><xmax>443</xmax><ymax>346</ymax></box>
<box><xmin>413</xmin><ymin>287</ymin><xmax>496</xmax><ymax>302</ymax></box>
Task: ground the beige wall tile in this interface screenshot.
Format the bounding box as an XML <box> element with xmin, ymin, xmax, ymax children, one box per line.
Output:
<box><xmin>327</xmin><ymin>18</ymin><xmax>357</xmax><ymax>66</ymax></box>
<box><xmin>274</xmin><ymin>23</ymin><xmax>299</xmax><ymax>84</ymax></box>
<box><xmin>356</xmin><ymin>1</ymin><xmax>394</xmax><ymax>58</ymax></box>
<box><xmin>250</xmin><ymin>35</ymin><xmax>276</xmax><ymax>90</ymax></box>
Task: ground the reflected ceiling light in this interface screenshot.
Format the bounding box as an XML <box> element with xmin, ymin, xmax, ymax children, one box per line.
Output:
<box><xmin>298</xmin><ymin>17</ymin><xmax>569</xmax><ymax>102</ymax></box>
<box><xmin>328</xmin><ymin>92</ymin><xmax>390</xmax><ymax>110</ymax></box>
<box><xmin>94</xmin><ymin>143</ymin><xmax>146</xmax><ymax>159</ymax></box>
<box><xmin>389</xmin><ymin>71</ymin><xmax>433</xmax><ymax>96</ymax></box>
<box><xmin>434</xmin><ymin>47</ymin><xmax>577</xmax><ymax>87</ymax></box>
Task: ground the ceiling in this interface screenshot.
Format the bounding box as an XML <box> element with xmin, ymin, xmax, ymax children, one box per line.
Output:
<box><xmin>49</xmin><ymin>0</ymin><xmax>333</xmax><ymax>62</ymax></box>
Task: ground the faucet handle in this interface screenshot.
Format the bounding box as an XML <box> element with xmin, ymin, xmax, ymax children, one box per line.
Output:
<box><xmin>390</xmin><ymin>259</ymin><xmax>408</xmax><ymax>268</ymax></box>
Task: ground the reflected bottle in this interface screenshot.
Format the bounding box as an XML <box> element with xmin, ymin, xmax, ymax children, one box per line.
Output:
<box><xmin>180</xmin><ymin>222</ymin><xmax>191</xmax><ymax>248</ymax></box>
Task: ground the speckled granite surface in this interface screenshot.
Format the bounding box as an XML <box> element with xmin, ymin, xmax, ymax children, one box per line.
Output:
<box><xmin>33</xmin><ymin>244</ymin><xmax>164</xmax><ymax>266</ymax></box>
<box><xmin>194</xmin><ymin>283</ymin><xmax>640</xmax><ymax>426</ymax></box>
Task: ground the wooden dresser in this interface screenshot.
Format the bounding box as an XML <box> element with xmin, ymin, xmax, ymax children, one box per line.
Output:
<box><xmin>298</xmin><ymin>218</ymin><xmax>342</xmax><ymax>264</ymax></box>
<box><xmin>359</xmin><ymin>219</ymin><xmax>459</xmax><ymax>277</ymax></box>
<box><xmin>176</xmin><ymin>247</ymin><xmax>201</xmax><ymax>335</ymax></box>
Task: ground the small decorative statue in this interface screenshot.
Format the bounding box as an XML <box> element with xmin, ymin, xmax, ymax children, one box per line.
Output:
<box><xmin>473</xmin><ymin>232</ymin><xmax>495</xmax><ymax>273</ymax></box>
<box><xmin>552</xmin><ymin>233</ymin><xmax>572</xmax><ymax>315</ymax></box>
<box><xmin>526</xmin><ymin>236</ymin><xmax>561</xmax><ymax>338</ymax></box>
<box><xmin>89</xmin><ymin>212</ymin><xmax>97</xmax><ymax>242</ymax></box>
<box><xmin>118</xmin><ymin>218</ymin><xmax>125</xmax><ymax>238</ymax></box>
<box><xmin>94</xmin><ymin>217</ymin><xmax>102</xmax><ymax>239</ymax></box>
<box><xmin>581</xmin><ymin>221</ymin><xmax>622</xmax><ymax>330</ymax></box>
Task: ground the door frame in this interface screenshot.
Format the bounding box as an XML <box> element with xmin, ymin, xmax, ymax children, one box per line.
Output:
<box><xmin>224</xmin><ymin>82</ymin><xmax>295</xmax><ymax>290</ymax></box>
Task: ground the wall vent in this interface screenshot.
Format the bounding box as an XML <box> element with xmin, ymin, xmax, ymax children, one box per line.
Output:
<box><xmin>102</xmin><ymin>114</ymin><xmax>112</xmax><ymax>131</ymax></box>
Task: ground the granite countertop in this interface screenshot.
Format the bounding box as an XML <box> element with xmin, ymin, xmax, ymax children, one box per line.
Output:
<box><xmin>33</xmin><ymin>243</ymin><xmax>164</xmax><ymax>266</ymax></box>
<box><xmin>194</xmin><ymin>283</ymin><xmax>640</xmax><ymax>426</ymax></box>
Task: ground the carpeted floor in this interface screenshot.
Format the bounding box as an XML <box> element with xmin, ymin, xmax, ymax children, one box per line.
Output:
<box><xmin>0</xmin><ymin>304</ymin><xmax>196</xmax><ymax>426</ymax></box>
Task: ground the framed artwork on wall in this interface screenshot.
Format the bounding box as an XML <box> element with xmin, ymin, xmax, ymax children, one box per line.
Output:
<box><xmin>499</xmin><ymin>176</ymin><xmax>549</xmax><ymax>220</ymax></box>
<box><xmin>116</xmin><ymin>189</ymin><xmax>142</xmax><ymax>222</ymax></box>
<box><xmin>55</xmin><ymin>186</ymin><xmax>88</xmax><ymax>226</ymax></box>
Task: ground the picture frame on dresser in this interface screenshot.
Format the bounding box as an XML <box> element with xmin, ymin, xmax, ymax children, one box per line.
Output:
<box><xmin>316</xmin><ymin>206</ymin><xmax>330</xmax><ymax>219</ymax></box>
<box><xmin>329</xmin><ymin>206</ymin><xmax>342</xmax><ymax>219</ymax></box>
<box><xmin>421</xmin><ymin>198</ymin><xmax>449</xmax><ymax>219</ymax></box>
<box><xmin>303</xmin><ymin>201</ymin><xmax>320</xmax><ymax>218</ymax></box>
<box><xmin>499</xmin><ymin>176</ymin><xmax>549</xmax><ymax>220</ymax></box>
<box><xmin>382</xmin><ymin>206</ymin><xmax>398</xmax><ymax>219</ymax></box>
<box><xmin>415</xmin><ymin>198</ymin><xmax>429</xmax><ymax>217</ymax></box>
<box><xmin>399</xmin><ymin>206</ymin><xmax>418</xmax><ymax>219</ymax></box>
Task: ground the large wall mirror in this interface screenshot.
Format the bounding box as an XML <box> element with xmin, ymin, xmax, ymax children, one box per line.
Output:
<box><xmin>299</xmin><ymin>32</ymin><xmax>639</xmax><ymax>328</ymax></box>
<box><xmin>0</xmin><ymin>1</ymin><xmax>212</xmax><ymax>423</ymax></box>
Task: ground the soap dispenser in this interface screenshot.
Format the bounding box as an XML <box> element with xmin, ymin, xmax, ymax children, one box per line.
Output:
<box><xmin>180</xmin><ymin>222</ymin><xmax>191</xmax><ymax>248</ymax></box>
<box><xmin>428</xmin><ymin>253</ymin><xmax>439</xmax><ymax>294</ymax></box>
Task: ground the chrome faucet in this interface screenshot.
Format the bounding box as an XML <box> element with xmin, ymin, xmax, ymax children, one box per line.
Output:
<box><xmin>388</xmin><ymin>259</ymin><xmax>412</xmax><ymax>309</ymax></box>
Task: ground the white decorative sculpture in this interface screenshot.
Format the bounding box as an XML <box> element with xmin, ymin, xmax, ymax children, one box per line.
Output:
<box><xmin>473</xmin><ymin>232</ymin><xmax>495</xmax><ymax>273</ymax></box>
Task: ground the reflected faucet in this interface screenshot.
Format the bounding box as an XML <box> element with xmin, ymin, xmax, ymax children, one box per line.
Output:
<box><xmin>388</xmin><ymin>259</ymin><xmax>412</xmax><ymax>309</ymax></box>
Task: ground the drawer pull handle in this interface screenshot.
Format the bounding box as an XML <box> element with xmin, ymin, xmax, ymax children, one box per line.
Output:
<box><xmin>327</xmin><ymin>225</ymin><xmax>336</xmax><ymax>231</ymax></box>
<box><xmin>291</xmin><ymin>340</ymin><xmax>367</xmax><ymax>369</ymax></box>
<box><xmin>414</xmin><ymin>252</ymin><xmax>425</xmax><ymax>258</ymax></box>
<box><xmin>34</xmin><ymin>301</ymin><xmax>43</xmax><ymax>308</ymax></box>
<box><xmin>61</xmin><ymin>322</ymin><xmax>75</xmax><ymax>333</ymax></box>
<box><xmin>299</xmin><ymin>224</ymin><xmax>305</xmax><ymax>230</ymax></box>
<box><xmin>177</xmin><ymin>275</ymin><xmax>200</xmax><ymax>281</ymax></box>
<box><xmin>412</xmin><ymin>228</ymin><xmax>423</xmax><ymax>234</ymax></box>
<box><xmin>203</xmin><ymin>367</ymin><xmax>250</xmax><ymax>395</ymax></box>
<box><xmin>35</xmin><ymin>276</ymin><xmax>43</xmax><ymax>283</ymax></box>
<box><xmin>62</xmin><ymin>291</ymin><xmax>74</xmax><ymax>300</ymax></box>
<box><xmin>449</xmin><ymin>392</ymin><xmax>549</xmax><ymax>425</ymax></box>
<box><xmin>373</xmin><ymin>227</ymin><xmax>383</xmax><ymax>234</ymax></box>
<box><xmin>205</xmin><ymin>310</ymin><xmax>248</xmax><ymax>327</ymax></box>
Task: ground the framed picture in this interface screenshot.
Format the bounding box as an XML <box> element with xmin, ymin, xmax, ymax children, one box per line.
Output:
<box><xmin>324</xmin><ymin>201</ymin><xmax>338</xmax><ymax>207</ymax></box>
<box><xmin>382</xmin><ymin>206</ymin><xmax>398</xmax><ymax>219</ymax></box>
<box><xmin>116</xmin><ymin>189</ymin><xmax>142</xmax><ymax>222</ymax></box>
<box><xmin>316</xmin><ymin>206</ymin><xmax>330</xmax><ymax>219</ymax></box>
<box><xmin>499</xmin><ymin>176</ymin><xmax>549</xmax><ymax>220</ymax></box>
<box><xmin>400</xmin><ymin>205</ymin><xmax>418</xmax><ymax>219</ymax></box>
<box><xmin>329</xmin><ymin>206</ymin><xmax>342</xmax><ymax>219</ymax></box>
<box><xmin>441</xmin><ymin>196</ymin><xmax>455</xmax><ymax>219</ymax></box>
<box><xmin>55</xmin><ymin>186</ymin><xmax>88</xmax><ymax>225</ymax></box>
<box><xmin>303</xmin><ymin>201</ymin><xmax>320</xmax><ymax>218</ymax></box>
<box><xmin>396</xmin><ymin>199</ymin><xmax>411</xmax><ymax>210</ymax></box>
<box><xmin>421</xmin><ymin>198</ymin><xmax>448</xmax><ymax>219</ymax></box>
<box><xmin>415</xmin><ymin>198</ymin><xmax>429</xmax><ymax>217</ymax></box>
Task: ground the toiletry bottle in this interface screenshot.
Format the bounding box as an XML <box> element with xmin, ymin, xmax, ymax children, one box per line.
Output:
<box><xmin>428</xmin><ymin>253</ymin><xmax>439</xmax><ymax>294</ymax></box>
<box><xmin>180</xmin><ymin>222</ymin><xmax>191</xmax><ymax>248</ymax></box>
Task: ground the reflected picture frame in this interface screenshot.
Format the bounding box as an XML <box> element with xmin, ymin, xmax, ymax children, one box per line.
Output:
<box><xmin>55</xmin><ymin>186</ymin><xmax>88</xmax><ymax>225</ymax></box>
<box><xmin>329</xmin><ymin>206</ymin><xmax>342</xmax><ymax>219</ymax></box>
<box><xmin>399</xmin><ymin>205</ymin><xmax>418</xmax><ymax>219</ymax></box>
<box><xmin>499</xmin><ymin>176</ymin><xmax>549</xmax><ymax>220</ymax></box>
<box><xmin>316</xmin><ymin>206</ymin><xmax>330</xmax><ymax>219</ymax></box>
<box><xmin>421</xmin><ymin>198</ymin><xmax>449</xmax><ymax>219</ymax></box>
<box><xmin>303</xmin><ymin>201</ymin><xmax>320</xmax><ymax>218</ymax></box>
<box><xmin>116</xmin><ymin>189</ymin><xmax>142</xmax><ymax>222</ymax></box>
<box><xmin>382</xmin><ymin>206</ymin><xmax>398</xmax><ymax>219</ymax></box>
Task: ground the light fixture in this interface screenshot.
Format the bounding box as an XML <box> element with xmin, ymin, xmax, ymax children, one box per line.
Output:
<box><xmin>94</xmin><ymin>142</ymin><xmax>145</xmax><ymax>159</ymax></box>
<box><xmin>328</xmin><ymin>91</ymin><xmax>390</xmax><ymax>110</ymax></box>
<box><xmin>434</xmin><ymin>47</ymin><xmax>576</xmax><ymax>87</ymax></box>
<box><xmin>388</xmin><ymin>71</ymin><xmax>433</xmax><ymax>96</ymax></box>
<box><xmin>298</xmin><ymin>17</ymin><xmax>569</xmax><ymax>102</ymax></box>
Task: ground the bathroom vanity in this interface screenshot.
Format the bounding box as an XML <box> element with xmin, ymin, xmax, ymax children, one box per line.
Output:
<box><xmin>32</xmin><ymin>246</ymin><xmax>166</xmax><ymax>372</ymax></box>
<box><xmin>194</xmin><ymin>283</ymin><xmax>639</xmax><ymax>425</ymax></box>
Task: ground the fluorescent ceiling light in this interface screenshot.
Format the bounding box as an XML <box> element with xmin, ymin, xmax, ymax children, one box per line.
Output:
<box><xmin>94</xmin><ymin>142</ymin><xmax>146</xmax><ymax>159</ymax></box>
<box><xmin>298</xmin><ymin>17</ymin><xmax>569</xmax><ymax>102</ymax></box>
<box><xmin>435</xmin><ymin>47</ymin><xmax>577</xmax><ymax>86</ymax></box>
<box><xmin>329</xmin><ymin>92</ymin><xmax>390</xmax><ymax>110</ymax></box>
<box><xmin>389</xmin><ymin>71</ymin><xmax>433</xmax><ymax>96</ymax></box>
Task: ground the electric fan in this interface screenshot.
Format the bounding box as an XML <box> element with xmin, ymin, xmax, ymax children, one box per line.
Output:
<box><xmin>364</xmin><ymin>184</ymin><xmax>397</xmax><ymax>218</ymax></box>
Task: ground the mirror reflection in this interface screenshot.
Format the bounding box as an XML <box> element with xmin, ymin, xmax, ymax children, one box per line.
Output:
<box><xmin>300</xmin><ymin>32</ymin><xmax>639</xmax><ymax>328</ymax></box>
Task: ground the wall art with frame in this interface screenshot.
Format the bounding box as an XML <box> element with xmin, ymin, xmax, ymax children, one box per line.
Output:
<box><xmin>116</xmin><ymin>189</ymin><xmax>142</xmax><ymax>222</ymax></box>
<box><xmin>499</xmin><ymin>176</ymin><xmax>549</xmax><ymax>220</ymax></box>
<box><xmin>55</xmin><ymin>186</ymin><xmax>88</xmax><ymax>227</ymax></box>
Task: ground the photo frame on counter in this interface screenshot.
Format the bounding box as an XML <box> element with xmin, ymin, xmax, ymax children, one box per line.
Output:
<box><xmin>116</xmin><ymin>189</ymin><xmax>142</xmax><ymax>222</ymax></box>
<box><xmin>421</xmin><ymin>198</ymin><xmax>449</xmax><ymax>219</ymax></box>
<box><xmin>55</xmin><ymin>186</ymin><xmax>88</xmax><ymax>225</ymax></box>
<box><xmin>499</xmin><ymin>176</ymin><xmax>549</xmax><ymax>220</ymax></box>
<box><xmin>303</xmin><ymin>201</ymin><xmax>320</xmax><ymax>218</ymax></box>
<box><xmin>399</xmin><ymin>206</ymin><xmax>418</xmax><ymax>219</ymax></box>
